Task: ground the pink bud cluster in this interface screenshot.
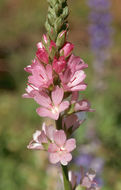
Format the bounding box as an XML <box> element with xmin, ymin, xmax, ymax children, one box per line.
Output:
<box><xmin>23</xmin><ymin>31</ymin><xmax>91</xmax><ymax>165</ymax></box>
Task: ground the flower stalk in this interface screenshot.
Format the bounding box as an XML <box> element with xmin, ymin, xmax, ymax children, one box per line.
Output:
<box><xmin>23</xmin><ymin>0</ymin><xmax>101</xmax><ymax>189</ymax></box>
<box><xmin>61</xmin><ymin>165</ymin><xmax>72</xmax><ymax>190</ymax></box>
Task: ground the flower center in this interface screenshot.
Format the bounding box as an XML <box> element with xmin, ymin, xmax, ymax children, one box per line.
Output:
<box><xmin>51</xmin><ymin>106</ymin><xmax>59</xmax><ymax>114</ymax></box>
<box><xmin>60</xmin><ymin>146</ymin><xmax>65</xmax><ymax>151</ymax></box>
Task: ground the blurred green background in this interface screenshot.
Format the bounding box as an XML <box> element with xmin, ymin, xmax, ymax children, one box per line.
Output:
<box><xmin>0</xmin><ymin>0</ymin><xmax>121</xmax><ymax>190</ymax></box>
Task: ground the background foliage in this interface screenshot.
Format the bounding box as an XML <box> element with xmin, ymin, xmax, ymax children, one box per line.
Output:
<box><xmin>0</xmin><ymin>0</ymin><xmax>121</xmax><ymax>189</ymax></box>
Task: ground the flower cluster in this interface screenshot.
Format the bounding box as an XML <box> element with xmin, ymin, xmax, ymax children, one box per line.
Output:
<box><xmin>23</xmin><ymin>32</ymin><xmax>91</xmax><ymax>165</ymax></box>
<box><xmin>28</xmin><ymin>123</ymin><xmax>76</xmax><ymax>165</ymax></box>
<box><xmin>88</xmin><ymin>0</ymin><xmax>112</xmax><ymax>63</ymax></box>
<box><xmin>69</xmin><ymin>169</ymin><xmax>101</xmax><ymax>190</ymax></box>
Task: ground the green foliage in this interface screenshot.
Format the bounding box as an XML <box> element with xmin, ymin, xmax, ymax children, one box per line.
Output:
<box><xmin>0</xmin><ymin>0</ymin><xmax>121</xmax><ymax>190</ymax></box>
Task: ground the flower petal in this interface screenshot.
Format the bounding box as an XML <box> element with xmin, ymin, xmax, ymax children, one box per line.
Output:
<box><xmin>64</xmin><ymin>139</ymin><xmax>76</xmax><ymax>152</ymax></box>
<box><xmin>27</xmin><ymin>141</ymin><xmax>43</xmax><ymax>150</ymax></box>
<box><xmin>54</xmin><ymin>130</ymin><xmax>66</xmax><ymax>147</ymax></box>
<box><xmin>48</xmin><ymin>143</ymin><xmax>59</xmax><ymax>153</ymax></box>
<box><xmin>71</xmin><ymin>84</ymin><xmax>87</xmax><ymax>91</ymax></box>
<box><xmin>49</xmin><ymin>153</ymin><xmax>60</xmax><ymax>164</ymax></box>
<box><xmin>52</xmin><ymin>86</ymin><xmax>64</xmax><ymax>106</ymax></box>
<box><xmin>34</xmin><ymin>92</ymin><xmax>51</xmax><ymax>108</ymax></box>
<box><xmin>46</xmin><ymin>64</ymin><xmax>53</xmax><ymax>80</ymax></box>
<box><xmin>33</xmin><ymin>130</ymin><xmax>41</xmax><ymax>142</ymax></box>
<box><xmin>75</xmin><ymin>100</ymin><xmax>90</xmax><ymax>112</ymax></box>
<box><xmin>60</xmin><ymin>153</ymin><xmax>72</xmax><ymax>165</ymax></box>
<box><xmin>59</xmin><ymin>101</ymin><xmax>69</xmax><ymax>113</ymax></box>
<box><xmin>36</xmin><ymin>107</ymin><xmax>59</xmax><ymax>120</ymax></box>
<box><xmin>69</xmin><ymin>70</ymin><xmax>86</xmax><ymax>87</ymax></box>
<box><xmin>43</xmin><ymin>125</ymin><xmax>56</xmax><ymax>141</ymax></box>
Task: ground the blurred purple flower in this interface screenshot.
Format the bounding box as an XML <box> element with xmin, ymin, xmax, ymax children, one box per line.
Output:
<box><xmin>87</xmin><ymin>0</ymin><xmax>111</xmax><ymax>10</ymax></box>
<box><xmin>88</xmin><ymin>0</ymin><xmax>113</xmax><ymax>63</ymax></box>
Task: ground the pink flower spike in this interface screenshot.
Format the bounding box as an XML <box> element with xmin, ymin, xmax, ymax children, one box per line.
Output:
<box><xmin>60</xmin><ymin>42</ymin><xmax>74</xmax><ymax>58</ymax></box>
<box><xmin>52</xmin><ymin>56</ymin><xmax>66</xmax><ymax>73</ymax></box>
<box><xmin>48</xmin><ymin>130</ymin><xmax>76</xmax><ymax>165</ymax></box>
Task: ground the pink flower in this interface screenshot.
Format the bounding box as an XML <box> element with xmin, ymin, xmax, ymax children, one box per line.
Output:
<box><xmin>60</xmin><ymin>42</ymin><xmax>74</xmax><ymax>58</ymax></box>
<box><xmin>48</xmin><ymin>130</ymin><xmax>76</xmax><ymax>165</ymax></box>
<box><xmin>52</xmin><ymin>56</ymin><xmax>66</xmax><ymax>73</ymax></box>
<box><xmin>27</xmin><ymin>58</ymin><xmax>53</xmax><ymax>89</ymax></box>
<box><xmin>60</xmin><ymin>54</ymin><xmax>87</xmax><ymax>91</ymax></box>
<box><xmin>27</xmin><ymin>123</ymin><xmax>56</xmax><ymax>150</ymax></box>
<box><xmin>81</xmin><ymin>169</ymin><xmax>100</xmax><ymax>190</ymax></box>
<box><xmin>34</xmin><ymin>86</ymin><xmax>69</xmax><ymax>120</ymax></box>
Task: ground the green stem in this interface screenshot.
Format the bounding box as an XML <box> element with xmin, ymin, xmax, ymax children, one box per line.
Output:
<box><xmin>61</xmin><ymin>165</ymin><xmax>72</xmax><ymax>190</ymax></box>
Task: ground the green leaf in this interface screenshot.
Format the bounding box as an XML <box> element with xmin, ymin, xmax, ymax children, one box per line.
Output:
<box><xmin>56</xmin><ymin>30</ymin><xmax>66</xmax><ymax>48</ymax></box>
<box><xmin>54</xmin><ymin>17</ymin><xmax>62</xmax><ymax>33</ymax></box>
<box><xmin>62</xmin><ymin>6</ymin><xmax>69</xmax><ymax>19</ymax></box>
<box><xmin>75</xmin><ymin>185</ymin><xmax>85</xmax><ymax>190</ymax></box>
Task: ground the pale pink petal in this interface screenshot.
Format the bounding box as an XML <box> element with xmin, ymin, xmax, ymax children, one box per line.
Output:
<box><xmin>22</xmin><ymin>93</ymin><xmax>32</xmax><ymax>98</ymax></box>
<box><xmin>69</xmin><ymin>71</ymin><xmax>86</xmax><ymax>87</ymax></box>
<box><xmin>60</xmin><ymin>153</ymin><xmax>72</xmax><ymax>165</ymax></box>
<box><xmin>59</xmin><ymin>101</ymin><xmax>69</xmax><ymax>113</ymax></box>
<box><xmin>64</xmin><ymin>139</ymin><xmax>76</xmax><ymax>152</ymax></box>
<box><xmin>36</xmin><ymin>107</ymin><xmax>59</xmax><ymax>120</ymax></box>
<box><xmin>74</xmin><ymin>100</ymin><xmax>90</xmax><ymax>112</ymax></box>
<box><xmin>38</xmin><ymin>131</ymin><xmax>48</xmax><ymax>143</ymax></box>
<box><xmin>52</xmin><ymin>86</ymin><xmax>64</xmax><ymax>106</ymax></box>
<box><xmin>33</xmin><ymin>130</ymin><xmax>41</xmax><ymax>142</ymax></box>
<box><xmin>48</xmin><ymin>143</ymin><xmax>59</xmax><ymax>153</ymax></box>
<box><xmin>43</xmin><ymin>125</ymin><xmax>56</xmax><ymax>141</ymax></box>
<box><xmin>27</xmin><ymin>141</ymin><xmax>43</xmax><ymax>150</ymax></box>
<box><xmin>49</xmin><ymin>153</ymin><xmax>60</xmax><ymax>164</ymax></box>
<box><xmin>34</xmin><ymin>92</ymin><xmax>51</xmax><ymax>108</ymax></box>
<box><xmin>71</xmin><ymin>84</ymin><xmax>87</xmax><ymax>91</ymax></box>
<box><xmin>68</xmin><ymin>54</ymin><xmax>81</xmax><ymax>66</ymax></box>
<box><xmin>54</xmin><ymin>130</ymin><xmax>66</xmax><ymax>146</ymax></box>
<box><xmin>81</xmin><ymin>177</ymin><xmax>92</xmax><ymax>188</ymax></box>
<box><xmin>46</xmin><ymin>64</ymin><xmax>52</xmax><ymax>80</ymax></box>
<box><xmin>37</xmin><ymin>42</ymin><xmax>43</xmax><ymax>49</ymax></box>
